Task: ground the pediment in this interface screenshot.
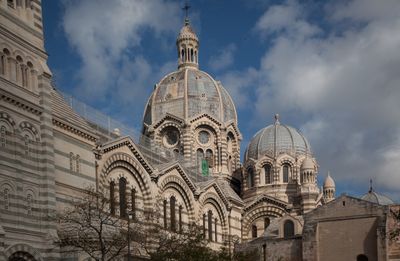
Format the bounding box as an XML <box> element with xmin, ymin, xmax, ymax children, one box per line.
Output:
<box><xmin>153</xmin><ymin>113</ymin><xmax>184</xmax><ymax>129</ymax></box>
<box><xmin>100</xmin><ymin>136</ymin><xmax>155</xmax><ymax>175</ymax></box>
<box><xmin>158</xmin><ymin>161</ymin><xmax>198</xmax><ymax>193</ymax></box>
<box><xmin>189</xmin><ymin>113</ymin><xmax>222</xmax><ymax>126</ymax></box>
<box><xmin>244</xmin><ymin>194</ymin><xmax>288</xmax><ymax>212</ymax></box>
<box><xmin>199</xmin><ymin>180</ymin><xmax>232</xmax><ymax>208</ymax></box>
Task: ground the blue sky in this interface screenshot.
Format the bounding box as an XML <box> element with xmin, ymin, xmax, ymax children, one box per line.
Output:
<box><xmin>42</xmin><ymin>0</ymin><xmax>400</xmax><ymax>201</ymax></box>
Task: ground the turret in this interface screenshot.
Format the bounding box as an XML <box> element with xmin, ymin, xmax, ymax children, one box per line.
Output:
<box><xmin>323</xmin><ymin>172</ymin><xmax>336</xmax><ymax>203</ymax></box>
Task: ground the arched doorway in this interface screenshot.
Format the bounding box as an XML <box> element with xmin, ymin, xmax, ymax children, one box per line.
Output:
<box><xmin>357</xmin><ymin>254</ymin><xmax>368</xmax><ymax>261</ymax></box>
<box><xmin>8</xmin><ymin>251</ymin><xmax>36</xmax><ymax>261</ymax></box>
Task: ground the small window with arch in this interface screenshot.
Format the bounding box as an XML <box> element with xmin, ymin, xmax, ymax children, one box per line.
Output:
<box><xmin>23</xmin><ymin>134</ymin><xmax>30</xmax><ymax>156</ymax></box>
<box><xmin>283</xmin><ymin>220</ymin><xmax>295</xmax><ymax>238</ymax></box>
<box><xmin>3</xmin><ymin>188</ymin><xmax>10</xmax><ymax>210</ymax></box>
<box><xmin>26</xmin><ymin>193</ymin><xmax>33</xmax><ymax>215</ymax></box>
<box><xmin>264</xmin><ymin>164</ymin><xmax>272</xmax><ymax>184</ymax></box>
<box><xmin>282</xmin><ymin>163</ymin><xmax>290</xmax><ymax>183</ymax></box>
<box><xmin>1</xmin><ymin>126</ymin><xmax>6</xmax><ymax>147</ymax></box>
<box><xmin>247</xmin><ymin>168</ymin><xmax>255</xmax><ymax>188</ymax></box>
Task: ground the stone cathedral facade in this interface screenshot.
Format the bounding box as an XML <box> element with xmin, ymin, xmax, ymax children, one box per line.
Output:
<box><xmin>2</xmin><ymin>1</ymin><xmax>398</xmax><ymax>261</ymax></box>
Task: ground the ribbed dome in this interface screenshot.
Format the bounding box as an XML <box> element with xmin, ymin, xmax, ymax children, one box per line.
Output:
<box><xmin>245</xmin><ymin>115</ymin><xmax>311</xmax><ymax>161</ymax></box>
<box><xmin>361</xmin><ymin>190</ymin><xmax>394</xmax><ymax>205</ymax></box>
<box><xmin>323</xmin><ymin>174</ymin><xmax>335</xmax><ymax>188</ymax></box>
<box><xmin>143</xmin><ymin>68</ymin><xmax>237</xmax><ymax>126</ymax></box>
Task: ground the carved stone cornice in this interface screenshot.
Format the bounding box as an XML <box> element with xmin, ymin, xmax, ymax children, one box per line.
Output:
<box><xmin>52</xmin><ymin>117</ymin><xmax>97</xmax><ymax>142</ymax></box>
<box><xmin>0</xmin><ymin>87</ymin><xmax>42</xmax><ymax>116</ymax></box>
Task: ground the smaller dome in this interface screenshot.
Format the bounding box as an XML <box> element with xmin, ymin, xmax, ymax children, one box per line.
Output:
<box><xmin>301</xmin><ymin>157</ymin><xmax>314</xmax><ymax>171</ymax></box>
<box><xmin>323</xmin><ymin>173</ymin><xmax>335</xmax><ymax>188</ymax></box>
<box><xmin>361</xmin><ymin>190</ymin><xmax>394</xmax><ymax>205</ymax></box>
<box><xmin>245</xmin><ymin>115</ymin><xmax>312</xmax><ymax>161</ymax></box>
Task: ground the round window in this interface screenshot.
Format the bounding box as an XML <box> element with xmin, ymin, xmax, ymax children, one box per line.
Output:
<box><xmin>163</xmin><ymin>129</ymin><xmax>179</xmax><ymax>147</ymax></box>
<box><xmin>198</xmin><ymin>130</ymin><xmax>210</xmax><ymax>144</ymax></box>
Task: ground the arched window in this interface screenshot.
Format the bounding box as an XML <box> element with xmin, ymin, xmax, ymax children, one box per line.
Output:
<box><xmin>181</xmin><ymin>49</ymin><xmax>184</xmax><ymax>62</ymax></box>
<box><xmin>163</xmin><ymin>199</ymin><xmax>167</xmax><ymax>229</ymax></box>
<box><xmin>283</xmin><ymin>220</ymin><xmax>295</xmax><ymax>238</ymax></box>
<box><xmin>119</xmin><ymin>177</ymin><xmax>127</xmax><ymax>218</ymax></box>
<box><xmin>110</xmin><ymin>181</ymin><xmax>115</xmax><ymax>215</ymax></box>
<box><xmin>206</xmin><ymin>149</ymin><xmax>213</xmax><ymax>168</ymax></box>
<box><xmin>69</xmin><ymin>152</ymin><xmax>75</xmax><ymax>171</ymax></box>
<box><xmin>247</xmin><ymin>168</ymin><xmax>254</xmax><ymax>188</ymax></box>
<box><xmin>264</xmin><ymin>218</ymin><xmax>270</xmax><ymax>230</ymax></box>
<box><xmin>23</xmin><ymin>134</ymin><xmax>30</xmax><ymax>156</ymax></box>
<box><xmin>191</xmin><ymin>49</ymin><xmax>194</xmax><ymax>62</ymax></box>
<box><xmin>252</xmin><ymin>224</ymin><xmax>258</xmax><ymax>238</ymax></box>
<box><xmin>208</xmin><ymin>210</ymin><xmax>213</xmax><ymax>241</ymax></box>
<box><xmin>75</xmin><ymin>155</ymin><xmax>80</xmax><ymax>173</ymax></box>
<box><xmin>228</xmin><ymin>155</ymin><xmax>232</xmax><ymax>173</ymax></box>
<box><xmin>131</xmin><ymin>188</ymin><xmax>136</xmax><ymax>220</ymax></box>
<box><xmin>179</xmin><ymin>205</ymin><xmax>183</xmax><ymax>233</ymax></box>
<box><xmin>4</xmin><ymin>188</ymin><xmax>10</xmax><ymax>210</ymax></box>
<box><xmin>0</xmin><ymin>53</ymin><xmax>5</xmax><ymax>76</ymax></box>
<box><xmin>214</xmin><ymin>218</ymin><xmax>218</xmax><ymax>242</ymax></box>
<box><xmin>202</xmin><ymin>213</ymin><xmax>206</xmax><ymax>237</ymax></box>
<box><xmin>170</xmin><ymin>196</ymin><xmax>176</xmax><ymax>232</ymax></box>
<box><xmin>264</xmin><ymin>164</ymin><xmax>272</xmax><ymax>184</ymax></box>
<box><xmin>357</xmin><ymin>254</ymin><xmax>368</xmax><ymax>261</ymax></box>
<box><xmin>26</xmin><ymin>193</ymin><xmax>33</xmax><ymax>215</ymax></box>
<box><xmin>8</xmin><ymin>0</ymin><xmax>14</xmax><ymax>8</ymax></box>
<box><xmin>197</xmin><ymin>148</ymin><xmax>204</xmax><ymax>168</ymax></box>
<box><xmin>1</xmin><ymin>126</ymin><xmax>6</xmax><ymax>147</ymax></box>
<box><xmin>283</xmin><ymin>164</ymin><xmax>290</xmax><ymax>183</ymax></box>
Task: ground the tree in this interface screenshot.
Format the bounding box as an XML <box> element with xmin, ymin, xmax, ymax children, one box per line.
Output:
<box><xmin>57</xmin><ymin>188</ymin><xmax>129</xmax><ymax>261</ymax></box>
<box><xmin>139</xmin><ymin>223</ymin><xmax>259</xmax><ymax>261</ymax></box>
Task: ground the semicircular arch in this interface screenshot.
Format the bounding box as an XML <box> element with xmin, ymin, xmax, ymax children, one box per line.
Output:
<box><xmin>199</xmin><ymin>191</ymin><xmax>228</xmax><ymax>228</ymax></box>
<box><xmin>160</xmin><ymin>175</ymin><xmax>195</xmax><ymax>222</ymax></box>
<box><xmin>242</xmin><ymin>205</ymin><xmax>286</xmax><ymax>240</ymax></box>
<box><xmin>100</xmin><ymin>152</ymin><xmax>153</xmax><ymax>206</ymax></box>
<box><xmin>4</xmin><ymin>244</ymin><xmax>43</xmax><ymax>261</ymax></box>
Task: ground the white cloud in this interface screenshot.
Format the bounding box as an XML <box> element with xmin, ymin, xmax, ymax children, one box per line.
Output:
<box><xmin>208</xmin><ymin>43</ymin><xmax>237</xmax><ymax>71</ymax></box>
<box><xmin>251</xmin><ymin>0</ymin><xmax>400</xmax><ymax>198</ymax></box>
<box><xmin>217</xmin><ymin>67</ymin><xmax>258</xmax><ymax>108</ymax></box>
<box><xmin>62</xmin><ymin>0</ymin><xmax>180</xmax><ymax>101</ymax></box>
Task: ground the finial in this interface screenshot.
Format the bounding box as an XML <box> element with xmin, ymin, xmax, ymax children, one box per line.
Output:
<box><xmin>183</xmin><ymin>1</ymin><xmax>191</xmax><ymax>25</ymax></box>
<box><xmin>369</xmin><ymin>178</ymin><xmax>373</xmax><ymax>193</ymax></box>
<box><xmin>327</xmin><ymin>171</ymin><xmax>330</xmax><ymax>177</ymax></box>
<box><xmin>274</xmin><ymin>114</ymin><xmax>280</xmax><ymax>124</ymax></box>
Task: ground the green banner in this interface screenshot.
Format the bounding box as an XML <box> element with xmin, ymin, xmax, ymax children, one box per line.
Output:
<box><xmin>201</xmin><ymin>159</ymin><xmax>209</xmax><ymax>176</ymax></box>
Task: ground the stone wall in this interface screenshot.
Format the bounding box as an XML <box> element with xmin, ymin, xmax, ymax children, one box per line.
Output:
<box><xmin>235</xmin><ymin>236</ymin><xmax>302</xmax><ymax>261</ymax></box>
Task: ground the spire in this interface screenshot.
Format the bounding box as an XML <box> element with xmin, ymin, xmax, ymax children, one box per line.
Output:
<box><xmin>176</xmin><ymin>1</ymin><xmax>199</xmax><ymax>70</ymax></box>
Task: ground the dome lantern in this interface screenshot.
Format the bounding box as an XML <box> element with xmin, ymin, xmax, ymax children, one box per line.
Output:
<box><xmin>176</xmin><ymin>17</ymin><xmax>199</xmax><ymax>70</ymax></box>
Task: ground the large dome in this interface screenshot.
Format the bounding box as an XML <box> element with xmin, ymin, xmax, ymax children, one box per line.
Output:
<box><xmin>245</xmin><ymin>115</ymin><xmax>311</xmax><ymax>161</ymax></box>
<box><xmin>143</xmin><ymin>68</ymin><xmax>237</xmax><ymax>126</ymax></box>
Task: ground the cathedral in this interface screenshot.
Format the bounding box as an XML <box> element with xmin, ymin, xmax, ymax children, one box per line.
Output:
<box><xmin>0</xmin><ymin>1</ymin><xmax>399</xmax><ymax>261</ymax></box>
